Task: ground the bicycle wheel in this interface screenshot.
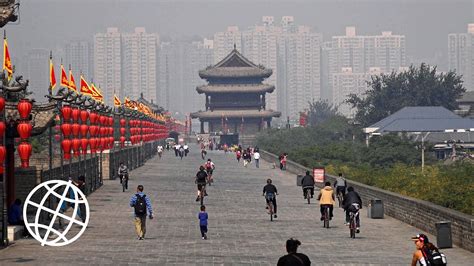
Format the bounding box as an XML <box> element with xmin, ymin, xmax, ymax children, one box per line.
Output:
<box><xmin>269</xmin><ymin>203</ymin><xmax>274</xmax><ymax>222</ymax></box>
<box><xmin>324</xmin><ymin>207</ymin><xmax>330</xmax><ymax>228</ymax></box>
<box><xmin>200</xmin><ymin>188</ymin><xmax>204</xmax><ymax>206</ymax></box>
<box><xmin>349</xmin><ymin>215</ymin><xmax>356</xmax><ymax>238</ymax></box>
<box><xmin>307</xmin><ymin>190</ymin><xmax>310</xmax><ymax>204</ymax></box>
<box><xmin>122</xmin><ymin>178</ymin><xmax>126</xmax><ymax>192</ymax></box>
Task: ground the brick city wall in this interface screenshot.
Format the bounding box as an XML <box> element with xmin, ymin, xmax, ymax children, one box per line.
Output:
<box><xmin>260</xmin><ymin>150</ymin><xmax>474</xmax><ymax>252</ymax></box>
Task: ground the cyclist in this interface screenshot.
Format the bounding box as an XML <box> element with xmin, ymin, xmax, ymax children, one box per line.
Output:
<box><xmin>178</xmin><ymin>145</ymin><xmax>185</xmax><ymax>159</ymax></box>
<box><xmin>118</xmin><ymin>162</ymin><xmax>129</xmax><ymax>190</ymax></box>
<box><xmin>204</xmin><ymin>159</ymin><xmax>216</xmax><ymax>183</ymax></box>
<box><xmin>317</xmin><ymin>181</ymin><xmax>335</xmax><ymax>221</ymax></box>
<box><xmin>342</xmin><ymin>186</ymin><xmax>362</xmax><ymax>232</ymax></box>
<box><xmin>262</xmin><ymin>178</ymin><xmax>278</xmax><ymax>218</ymax></box>
<box><xmin>301</xmin><ymin>170</ymin><xmax>315</xmax><ymax>199</ymax></box>
<box><xmin>157</xmin><ymin>145</ymin><xmax>163</xmax><ymax>159</ymax></box>
<box><xmin>195</xmin><ymin>166</ymin><xmax>209</xmax><ymax>201</ymax></box>
<box><xmin>334</xmin><ymin>173</ymin><xmax>347</xmax><ymax>200</ymax></box>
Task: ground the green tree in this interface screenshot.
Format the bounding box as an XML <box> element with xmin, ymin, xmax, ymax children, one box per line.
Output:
<box><xmin>346</xmin><ymin>63</ymin><xmax>465</xmax><ymax>127</ymax></box>
<box><xmin>306</xmin><ymin>100</ymin><xmax>340</xmax><ymax>127</ymax></box>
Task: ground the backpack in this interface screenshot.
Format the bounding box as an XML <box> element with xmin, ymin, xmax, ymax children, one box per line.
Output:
<box><xmin>422</xmin><ymin>247</ymin><xmax>447</xmax><ymax>266</ymax></box>
<box><xmin>205</xmin><ymin>162</ymin><xmax>212</xmax><ymax>169</ymax></box>
<box><xmin>134</xmin><ymin>194</ymin><xmax>147</xmax><ymax>216</ymax></box>
<box><xmin>196</xmin><ymin>171</ymin><xmax>207</xmax><ymax>182</ymax></box>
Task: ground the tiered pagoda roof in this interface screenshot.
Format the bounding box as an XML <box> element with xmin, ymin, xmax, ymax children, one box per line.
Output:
<box><xmin>196</xmin><ymin>84</ymin><xmax>275</xmax><ymax>94</ymax></box>
<box><xmin>191</xmin><ymin>109</ymin><xmax>281</xmax><ymax>119</ymax></box>
<box><xmin>199</xmin><ymin>48</ymin><xmax>272</xmax><ymax>79</ymax></box>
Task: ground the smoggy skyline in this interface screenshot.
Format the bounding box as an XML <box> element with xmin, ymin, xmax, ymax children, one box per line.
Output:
<box><xmin>3</xmin><ymin>0</ymin><xmax>473</xmax><ymax>70</ymax></box>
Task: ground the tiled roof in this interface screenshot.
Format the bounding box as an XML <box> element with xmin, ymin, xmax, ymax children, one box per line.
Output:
<box><xmin>190</xmin><ymin>109</ymin><xmax>281</xmax><ymax>119</ymax></box>
<box><xmin>196</xmin><ymin>84</ymin><xmax>275</xmax><ymax>94</ymax></box>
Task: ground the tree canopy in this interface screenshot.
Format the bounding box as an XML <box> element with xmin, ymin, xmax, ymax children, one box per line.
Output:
<box><xmin>346</xmin><ymin>63</ymin><xmax>465</xmax><ymax>127</ymax></box>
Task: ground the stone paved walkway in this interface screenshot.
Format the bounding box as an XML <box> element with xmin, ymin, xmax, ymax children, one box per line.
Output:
<box><xmin>0</xmin><ymin>144</ymin><xmax>472</xmax><ymax>265</ymax></box>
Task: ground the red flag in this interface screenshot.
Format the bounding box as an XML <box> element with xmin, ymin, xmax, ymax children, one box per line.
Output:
<box><xmin>60</xmin><ymin>64</ymin><xmax>69</xmax><ymax>88</ymax></box>
<box><xmin>90</xmin><ymin>83</ymin><xmax>103</xmax><ymax>102</ymax></box>
<box><xmin>49</xmin><ymin>58</ymin><xmax>56</xmax><ymax>89</ymax></box>
<box><xmin>114</xmin><ymin>94</ymin><xmax>121</xmax><ymax>106</ymax></box>
<box><xmin>68</xmin><ymin>69</ymin><xmax>77</xmax><ymax>91</ymax></box>
<box><xmin>80</xmin><ymin>75</ymin><xmax>93</xmax><ymax>96</ymax></box>
<box><xmin>3</xmin><ymin>37</ymin><xmax>12</xmax><ymax>81</ymax></box>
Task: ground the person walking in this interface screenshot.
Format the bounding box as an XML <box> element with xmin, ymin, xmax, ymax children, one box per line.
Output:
<box><xmin>198</xmin><ymin>205</ymin><xmax>209</xmax><ymax>240</ymax></box>
<box><xmin>130</xmin><ymin>185</ymin><xmax>153</xmax><ymax>240</ymax></box>
<box><xmin>253</xmin><ymin>150</ymin><xmax>260</xmax><ymax>168</ymax></box>
<box><xmin>277</xmin><ymin>238</ymin><xmax>311</xmax><ymax>266</ymax></box>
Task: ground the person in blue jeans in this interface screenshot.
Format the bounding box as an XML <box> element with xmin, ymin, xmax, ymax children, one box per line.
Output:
<box><xmin>198</xmin><ymin>205</ymin><xmax>208</xmax><ymax>240</ymax></box>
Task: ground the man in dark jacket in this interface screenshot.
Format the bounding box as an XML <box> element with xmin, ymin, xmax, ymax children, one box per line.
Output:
<box><xmin>342</xmin><ymin>186</ymin><xmax>362</xmax><ymax>230</ymax></box>
<box><xmin>277</xmin><ymin>238</ymin><xmax>311</xmax><ymax>266</ymax></box>
<box><xmin>301</xmin><ymin>171</ymin><xmax>315</xmax><ymax>199</ymax></box>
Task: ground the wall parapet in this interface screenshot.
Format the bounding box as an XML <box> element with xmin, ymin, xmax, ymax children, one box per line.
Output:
<box><xmin>259</xmin><ymin>149</ymin><xmax>474</xmax><ymax>252</ymax></box>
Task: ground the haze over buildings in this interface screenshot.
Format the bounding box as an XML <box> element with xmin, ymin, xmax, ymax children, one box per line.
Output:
<box><xmin>449</xmin><ymin>24</ymin><xmax>474</xmax><ymax>93</ymax></box>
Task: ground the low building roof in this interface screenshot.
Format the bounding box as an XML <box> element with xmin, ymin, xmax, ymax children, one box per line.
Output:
<box><xmin>364</xmin><ymin>106</ymin><xmax>474</xmax><ymax>134</ymax></box>
<box><xmin>196</xmin><ymin>84</ymin><xmax>275</xmax><ymax>94</ymax></box>
<box><xmin>199</xmin><ymin>48</ymin><xmax>272</xmax><ymax>79</ymax></box>
<box><xmin>190</xmin><ymin>109</ymin><xmax>281</xmax><ymax>119</ymax></box>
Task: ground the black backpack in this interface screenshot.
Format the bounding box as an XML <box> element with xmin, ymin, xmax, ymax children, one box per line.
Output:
<box><xmin>134</xmin><ymin>194</ymin><xmax>147</xmax><ymax>216</ymax></box>
<box><xmin>422</xmin><ymin>247</ymin><xmax>447</xmax><ymax>266</ymax></box>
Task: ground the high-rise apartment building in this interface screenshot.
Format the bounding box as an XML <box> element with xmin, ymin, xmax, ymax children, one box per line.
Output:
<box><xmin>94</xmin><ymin>27</ymin><xmax>122</xmax><ymax>106</ymax></box>
<box><xmin>332</xmin><ymin>67</ymin><xmax>379</xmax><ymax>117</ymax></box>
<box><xmin>122</xmin><ymin>27</ymin><xmax>159</xmax><ymax>103</ymax></box>
<box><xmin>448</xmin><ymin>24</ymin><xmax>474</xmax><ymax>91</ymax></box>
<box><xmin>24</xmin><ymin>48</ymin><xmax>50</xmax><ymax>98</ymax></box>
<box><xmin>158</xmin><ymin>38</ymin><xmax>214</xmax><ymax>115</ymax></box>
<box><xmin>213</xmin><ymin>17</ymin><xmax>322</xmax><ymax>121</ymax></box>
<box><xmin>65</xmin><ymin>39</ymin><xmax>93</xmax><ymax>80</ymax></box>
<box><xmin>325</xmin><ymin>26</ymin><xmax>406</xmax><ymax>113</ymax></box>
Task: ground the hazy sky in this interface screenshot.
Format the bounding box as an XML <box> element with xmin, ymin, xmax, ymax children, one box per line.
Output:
<box><xmin>4</xmin><ymin>0</ymin><xmax>474</xmax><ymax>68</ymax></box>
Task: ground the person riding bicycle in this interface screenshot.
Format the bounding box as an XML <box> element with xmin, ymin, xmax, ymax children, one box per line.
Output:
<box><xmin>301</xmin><ymin>170</ymin><xmax>315</xmax><ymax>199</ymax></box>
<box><xmin>178</xmin><ymin>145</ymin><xmax>185</xmax><ymax>159</ymax></box>
<box><xmin>317</xmin><ymin>181</ymin><xmax>335</xmax><ymax>221</ymax></box>
<box><xmin>334</xmin><ymin>173</ymin><xmax>347</xmax><ymax>199</ymax></box>
<box><xmin>118</xmin><ymin>162</ymin><xmax>129</xmax><ymax>190</ymax></box>
<box><xmin>195</xmin><ymin>166</ymin><xmax>209</xmax><ymax>202</ymax></box>
<box><xmin>157</xmin><ymin>145</ymin><xmax>163</xmax><ymax>158</ymax></box>
<box><xmin>342</xmin><ymin>186</ymin><xmax>362</xmax><ymax>232</ymax></box>
<box><xmin>262</xmin><ymin>178</ymin><xmax>278</xmax><ymax>218</ymax></box>
<box><xmin>204</xmin><ymin>159</ymin><xmax>215</xmax><ymax>181</ymax></box>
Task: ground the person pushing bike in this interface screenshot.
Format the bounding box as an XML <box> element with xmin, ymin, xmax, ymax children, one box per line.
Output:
<box><xmin>118</xmin><ymin>162</ymin><xmax>129</xmax><ymax>190</ymax></box>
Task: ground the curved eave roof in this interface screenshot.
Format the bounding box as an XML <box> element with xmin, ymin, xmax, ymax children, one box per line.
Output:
<box><xmin>199</xmin><ymin>67</ymin><xmax>272</xmax><ymax>79</ymax></box>
<box><xmin>196</xmin><ymin>84</ymin><xmax>275</xmax><ymax>94</ymax></box>
<box><xmin>190</xmin><ymin>110</ymin><xmax>281</xmax><ymax>119</ymax></box>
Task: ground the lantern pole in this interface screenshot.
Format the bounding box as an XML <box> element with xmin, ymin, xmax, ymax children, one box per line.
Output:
<box><xmin>1</xmin><ymin>93</ymin><xmax>6</xmax><ymax>246</ymax></box>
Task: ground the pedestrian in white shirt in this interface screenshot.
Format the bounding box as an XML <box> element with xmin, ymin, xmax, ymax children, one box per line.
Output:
<box><xmin>254</xmin><ymin>151</ymin><xmax>261</xmax><ymax>168</ymax></box>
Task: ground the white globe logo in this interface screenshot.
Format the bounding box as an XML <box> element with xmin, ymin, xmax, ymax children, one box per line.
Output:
<box><xmin>23</xmin><ymin>180</ymin><xmax>90</xmax><ymax>247</ymax></box>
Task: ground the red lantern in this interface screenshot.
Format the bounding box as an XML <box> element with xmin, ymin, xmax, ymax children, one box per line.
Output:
<box><xmin>99</xmin><ymin>115</ymin><xmax>107</xmax><ymax>125</ymax></box>
<box><xmin>120</xmin><ymin>118</ymin><xmax>126</xmax><ymax>127</ymax></box>
<box><xmin>61</xmin><ymin>139</ymin><xmax>72</xmax><ymax>159</ymax></box>
<box><xmin>72</xmin><ymin>123</ymin><xmax>80</xmax><ymax>137</ymax></box>
<box><xmin>18</xmin><ymin>142</ymin><xmax>32</xmax><ymax>168</ymax></box>
<box><xmin>54</xmin><ymin>125</ymin><xmax>60</xmax><ymax>132</ymax></box>
<box><xmin>61</xmin><ymin>106</ymin><xmax>72</xmax><ymax>122</ymax></box>
<box><xmin>89</xmin><ymin>112</ymin><xmax>98</xmax><ymax>124</ymax></box>
<box><xmin>17</xmin><ymin>122</ymin><xmax>32</xmax><ymax>140</ymax></box>
<box><xmin>108</xmin><ymin>127</ymin><xmax>113</xmax><ymax>135</ymax></box>
<box><xmin>109</xmin><ymin>137</ymin><xmax>114</xmax><ymax>147</ymax></box>
<box><xmin>108</xmin><ymin>117</ymin><xmax>113</xmax><ymax>126</ymax></box>
<box><xmin>80</xmin><ymin>124</ymin><xmax>89</xmax><ymax>137</ymax></box>
<box><xmin>0</xmin><ymin>96</ymin><xmax>5</xmax><ymax>112</ymax></box>
<box><xmin>89</xmin><ymin>125</ymin><xmax>98</xmax><ymax>137</ymax></box>
<box><xmin>120</xmin><ymin>136</ymin><xmax>126</xmax><ymax>147</ymax></box>
<box><xmin>120</xmin><ymin>127</ymin><xmax>126</xmax><ymax>136</ymax></box>
<box><xmin>54</xmin><ymin>134</ymin><xmax>61</xmax><ymax>142</ymax></box>
<box><xmin>81</xmin><ymin>138</ymin><xmax>89</xmax><ymax>154</ymax></box>
<box><xmin>72</xmin><ymin>139</ymin><xmax>81</xmax><ymax>156</ymax></box>
<box><xmin>89</xmin><ymin>138</ymin><xmax>97</xmax><ymax>153</ymax></box>
<box><xmin>71</xmin><ymin>108</ymin><xmax>80</xmax><ymax>122</ymax></box>
<box><xmin>99</xmin><ymin>138</ymin><xmax>106</xmax><ymax>151</ymax></box>
<box><xmin>61</xmin><ymin>123</ymin><xmax>72</xmax><ymax>137</ymax></box>
<box><xmin>0</xmin><ymin>121</ymin><xmax>4</xmax><ymax>137</ymax></box>
<box><xmin>0</xmin><ymin>145</ymin><xmax>5</xmax><ymax>173</ymax></box>
<box><xmin>100</xmin><ymin>127</ymin><xmax>106</xmax><ymax>136</ymax></box>
<box><xmin>80</xmin><ymin>110</ymin><xmax>89</xmax><ymax>123</ymax></box>
<box><xmin>17</xmin><ymin>99</ymin><xmax>32</xmax><ymax>120</ymax></box>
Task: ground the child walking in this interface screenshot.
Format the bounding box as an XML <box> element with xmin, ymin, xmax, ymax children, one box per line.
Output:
<box><xmin>198</xmin><ymin>205</ymin><xmax>208</xmax><ymax>240</ymax></box>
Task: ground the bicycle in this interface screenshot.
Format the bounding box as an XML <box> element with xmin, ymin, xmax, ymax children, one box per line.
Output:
<box><xmin>266</xmin><ymin>194</ymin><xmax>275</xmax><ymax>222</ymax></box>
<box><xmin>348</xmin><ymin>203</ymin><xmax>360</xmax><ymax>238</ymax></box>
<box><xmin>336</xmin><ymin>190</ymin><xmax>344</xmax><ymax>208</ymax></box>
<box><xmin>303</xmin><ymin>186</ymin><xmax>313</xmax><ymax>204</ymax></box>
<box><xmin>322</xmin><ymin>205</ymin><xmax>330</xmax><ymax>228</ymax></box>
<box><xmin>206</xmin><ymin>170</ymin><xmax>214</xmax><ymax>186</ymax></box>
<box><xmin>197</xmin><ymin>182</ymin><xmax>207</xmax><ymax>205</ymax></box>
<box><xmin>119</xmin><ymin>174</ymin><xmax>128</xmax><ymax>192</ymax></box>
